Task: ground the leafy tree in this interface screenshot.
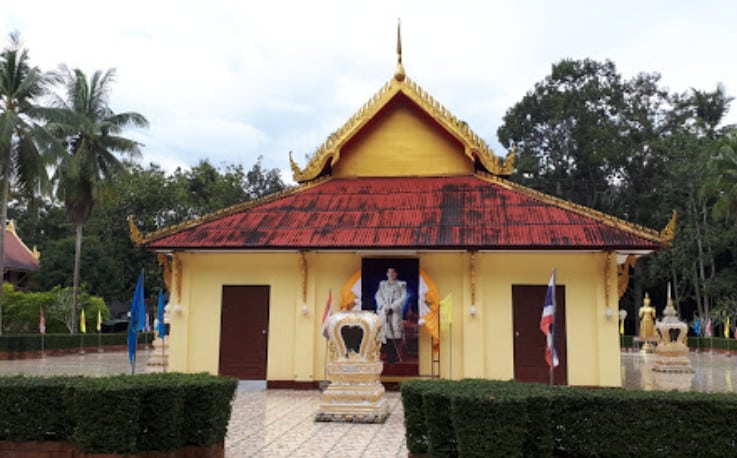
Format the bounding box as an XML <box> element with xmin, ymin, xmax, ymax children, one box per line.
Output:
<box><xmin>498</xmin><ymin>59</ymin><xmax>630</xmax><ymax>212</ymax></box>
<box><xmin>499</xmin><ymin>58</ymin><xmax>737</xmax><ymax>329</ymax></box>
<box><xmin>13</xmin><ymin>158</ymin><xmax>288</xmax><ymax>306</ymax></box>
<box><xmin>709</xmin><ymin>130</ymin><xmax>737</xmax><ymax>225</ymax></box>
<box><xmin>1</xmin><ymin>282</ymin><xmax>54</xmax><ymax>333</ymax></box>
<box><xmin>45</xmin><ymin>285</ymin><xmax>108</xmax><ymax>334</ymax></box>
<box><xmin>0</xmin><ymin>33</ymin><xmax>57</xmax><ymax>335</ymax></box>
<box><xmin>1</xmin><ymin>282</ymin><xmax>107</xmax><ymax>334</ymax></box>
<box><xmin>42</xmin><ymin>67</ymin><xmax>148</xmax><ymax>332</ymax></box>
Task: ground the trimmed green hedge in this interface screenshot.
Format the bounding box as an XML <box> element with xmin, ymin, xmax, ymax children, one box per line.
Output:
<box><xmin>0</xmin><ymin>373</ymin><xmax>237</xmax><ymax>453</ymax></box>
<box><xmin>621</xmin><ymin>335</ymin><xmax>737</xmax><ymax>351</ymax></box>
<box><xmin>0</xmin><ymin>332</ymin><xmax>149</xmax><ymax>352</ymax></box>
<box><xmin>401</xmin><ymin>379</ymin><xmax>737</xmax><ymax>458</ymax></box>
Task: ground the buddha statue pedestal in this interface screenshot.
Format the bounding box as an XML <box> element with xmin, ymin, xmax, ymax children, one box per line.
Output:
<box><xmin>146</xmin><ymin>305</ymin><xmax>170</xmax><ymax>373</ymax></box>
<box><xmin>315</xmin><ymin>311</ymin><xmax>389</xmax><ymax>424</ymax></box>
<box><xmin>653</xmin><ymin>294</ymin><xmax>694</xmax><ymax>374</ymax></box>
<box><xmin>145</xmin><ymin>334</ymin><xmax>169</xmax><ymax>373</ymax></box>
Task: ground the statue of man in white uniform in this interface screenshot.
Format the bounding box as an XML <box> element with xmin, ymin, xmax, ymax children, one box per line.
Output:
<box><xmin>374</xmin><ymin>267</ymin><xmax>407</xmax><ymax>363</ymax></box>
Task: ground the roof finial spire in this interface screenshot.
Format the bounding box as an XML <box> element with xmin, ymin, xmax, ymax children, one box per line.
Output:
<box><xmin>394</xmin><ymin>18</ymin><xmax>405</xmax><ymax>82</ymax></box>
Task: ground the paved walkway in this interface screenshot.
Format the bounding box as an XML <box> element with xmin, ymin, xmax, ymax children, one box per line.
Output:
<box><xmin>3</xmin><ymin>350</ymin><xmax>737</xmax><ymax>457</ymax></box>
<box><xmin>227</xmin><ymin>390</ymin><xmax>406</xmax><ymax>457</ymax></box>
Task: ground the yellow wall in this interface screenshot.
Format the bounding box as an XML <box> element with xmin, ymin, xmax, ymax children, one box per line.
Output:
<box><xmin>167</xmin><ymin>250</ymin><xmax>620</xmax><ymax>387</ymax></box>
<box><xmin>332</xmin><ymin>96</ymin><xmax>473</xmax><ymax>178</ymax></box>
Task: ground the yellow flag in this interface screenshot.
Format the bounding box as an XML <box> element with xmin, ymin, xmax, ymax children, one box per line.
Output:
<box><xmin>96</xmin><ymin>310</ymin><xmax>102</xmax><ymax>332</ymax></box>
<box><xmin>619</xmin><ymin>318</ymin><xmax>624</xmax><ymax>335</ymax></box>
<box><xmin>725</xmin><ymin>317</ymin><xmax>731</xmax><ymax>339</ymax></box>
<box><xmin>340</xmin><ymin>270</ymin><xmax>362</xmax><ymax>311</ymax></box>
<box><xmin>80</xmin><ymin>309</ymin><xmax>86</xmax><ymax>334</ymax></box>
<box><xmin>439</xmin><ymin>294</ymin><xmax>452</xmax><ymax>330</ymax></box>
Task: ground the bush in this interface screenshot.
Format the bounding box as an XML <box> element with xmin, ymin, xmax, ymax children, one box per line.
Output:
<box><xmin>621</xmin><ymin>334</ymin><xmax>737</xmax><ymax>352</ymax></box>
<box><xmin>2</xmin><ymin>282</ymin><xmax>110</xmax><ymax>334</ymax></box>
<box><xmin>401</xmin><ymin>379</ymin><xmax>433</xmax><ymax>454</ymax></box>
<box><xmin>401</xmin><ymin>379</ymin><xmax>737</xmax><ymax>458</ymax></box>
<box><xmin>0</xmin><ymin>373</ymin><xmax>238</xmax><ymax>453</ymax></box>
<box><xmin>0</xmin><ymin>375</ymin><xmax>78</xmax><ymax>441</ymax></box>
<box><xmin>423</xmin><ymin>381</ymin><xmax>458</xmax><ymax>457</ymax></box>
<box><xmin>181</xmin><ymin>373</ymin><xmax>239</xmax><ymax>447</ymax></box>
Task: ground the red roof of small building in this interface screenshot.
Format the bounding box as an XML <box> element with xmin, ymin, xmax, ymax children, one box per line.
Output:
<box><xmin>4</xmin><ymin>226</ymin><xmax>40</xmax><ymax>272</ymax></box>
<box><xmin>143</xmin><ymin>174</ymin><xmax>666</xmax><ymax>251</ymax></box>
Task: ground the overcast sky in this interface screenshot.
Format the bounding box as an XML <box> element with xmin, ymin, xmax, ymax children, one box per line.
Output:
<box><xmin>3</xmin><ymin>0</ymin><xmax>736</xmax><ymax>182</ymax></box>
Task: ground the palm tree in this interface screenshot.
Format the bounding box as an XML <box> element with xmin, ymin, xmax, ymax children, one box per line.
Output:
<box><xmin>0</xmin><ymin>33</ymin><xmax>55</xmax><ymax>335</ymax></box>
<box><xmin>45</xmin><ymin>67</ymin><xmax>148</xmax><ymax>333</ymax></box>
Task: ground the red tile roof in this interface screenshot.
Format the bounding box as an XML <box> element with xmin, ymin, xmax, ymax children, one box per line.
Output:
<box><xmin>4</xmin><ymin>228</ymin><xmax>40</xmax><ymax>272</ymax></box>
<box><xmin>144</xmin><ymin>175</ymin><xmax>664</xmax><ymax>251</ymax></box>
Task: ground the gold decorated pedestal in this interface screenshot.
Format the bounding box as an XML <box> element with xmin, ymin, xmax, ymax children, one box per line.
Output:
<box><xmin>653</xmin><ymin>295</ymin><xmax>694</xmax><ymax>374</ymax></box>
<box><xmin>315</xmin><ymin>311</ymin><xmax>389</xmax><ymax>423</ymax></box>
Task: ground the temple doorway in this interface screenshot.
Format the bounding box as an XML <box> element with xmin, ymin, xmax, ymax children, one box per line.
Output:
<box><xmin>512</xmin><ymin>285</ymin><xmax>568</xmax><ymax>385</ymax></box>
<box><xmin>219</xmin><ymin>285</ymin><xmax>270</xmax><ymax>380</ymax></box>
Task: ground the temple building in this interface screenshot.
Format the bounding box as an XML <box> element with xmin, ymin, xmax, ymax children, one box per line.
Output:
<box><xmin>134</xmin><ymin>31</ymin><xmax>674</xmax><ymax>387</ymax></box>
<box><xmin>3</xmin><ymin>221</ymin><xmax>40</xmax><ymax>289</ymax></box>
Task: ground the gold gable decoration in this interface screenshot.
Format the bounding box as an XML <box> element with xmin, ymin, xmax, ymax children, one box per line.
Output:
<box><xmin>289</xmin><ymin>75</ymin><xmax>515</xmax><ymax>183</ymax></box>
<box><xmin>128</xmin><ymin>216</ymin><xmax>143</xmax><ymax>245</ymax></box>
<box><xmin>660</xmin><ymin>210</ymin><xmax>677</xmax><ymax>244</ymax></box>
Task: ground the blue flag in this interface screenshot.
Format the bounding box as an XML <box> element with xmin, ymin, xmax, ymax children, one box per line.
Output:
<box><xmin>157</xmin><ymin>290</ymin><xmax>166</xmax><ymax>340</ymax></box>
<box><xmin>128</xmin><ymin>271</ymin><xmax>144</xmax><ymax>365</ymax></box>
<box><xmin>694</xmin><ymin>318</ymin><xmax>701</xmax><ymax>337</ymax></box>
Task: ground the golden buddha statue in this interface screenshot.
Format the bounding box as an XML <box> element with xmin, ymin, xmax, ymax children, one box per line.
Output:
<box><xmin>639</xmin><ymin>293</ymin><xmax>657</xmax><ymax>352</ymax></box>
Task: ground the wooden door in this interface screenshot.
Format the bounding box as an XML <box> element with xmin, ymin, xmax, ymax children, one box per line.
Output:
<box><xmin>219</xmin><ymin>285</ymin><xmax>269</xmax><ymax>380</ymax></box>
<box><xmin>512</xmin><ymin>285</ymin><xmax>567</xmax><ymax>385</ymax></box>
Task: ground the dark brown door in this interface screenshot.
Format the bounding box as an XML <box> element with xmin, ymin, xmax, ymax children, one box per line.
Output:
<box><xmin>219</xmin><ymin>285</ymin><xmax>269</xmax><ymax>379</ymax></box>
<box><xmin>512</xmin><ymin>285</ymin><xmax>567</xmax><ymax>385</ymax></box>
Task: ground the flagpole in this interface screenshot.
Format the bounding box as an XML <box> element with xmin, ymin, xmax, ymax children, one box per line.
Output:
<box><xmin>548</xmin><ymin>268</ymin><xmax>557</xmax><ymax>386</ymax></box>
<box><xmin>41</xmin><ymin>333</ymin><xmax>44</xmax><ymax>358</ymax></box>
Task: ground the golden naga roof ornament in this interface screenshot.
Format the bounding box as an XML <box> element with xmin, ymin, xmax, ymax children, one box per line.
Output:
<box><xmin>659</xmin><ymin>210</ymin><xmax>677</xmax><ymax>243</ymax></box>
<box><xmin>497</xmin><ymin>145</ymin><xmax>516</xmax><ymax>176</ymax></box>
<box><xmin>288</xmin><ymin>151</ymin><xmax>303</xmax><ymax>177</ymax></box>
<box><xmin>128</xmin><ymin>215</ymin><xmax>143</xmax><ymax>245</ymax></box>
<box><xmin>394</xmin><ymin>19</ymin><xmax>405</xmax><ymax>82</ymax></box>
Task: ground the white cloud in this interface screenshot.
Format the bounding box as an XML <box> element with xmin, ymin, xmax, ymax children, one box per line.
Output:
<box><xmin>3</xmin><ymin>0</ymin><xmax>737</xmax><ymax>175</ymax></box>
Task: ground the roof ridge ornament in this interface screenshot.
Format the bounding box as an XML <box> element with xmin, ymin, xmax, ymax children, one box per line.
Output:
<box><xmin>659</xmin><ymin>210</ymin><xmax>677</xmax><ymax>242</ymax></box>
<box><xmin>128</xmin><ymin>215</ymin><xmax>143</xmax><ymax>245</ymax></box>
<box><xmin>394</xmin><ymin>18</ymin><xmax>405</xmax><ymax>82</ymax></box>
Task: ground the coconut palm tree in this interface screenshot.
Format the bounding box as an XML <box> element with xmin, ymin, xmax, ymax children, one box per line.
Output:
<box><xmin>45</xmin><ymin>67</ymin><xmax>148</xmax><ymax>333</ymax></box>
<box><xmin>0</xmin><ymin>33</ymin><xmax>55</xmax><ymax>335</ymax></box>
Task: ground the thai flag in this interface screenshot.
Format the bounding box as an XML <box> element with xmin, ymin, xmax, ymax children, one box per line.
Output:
<box><xmin>540</xmin><ymin>269</ymin><xmax>559</xmax><ymax>368</ymax></box>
